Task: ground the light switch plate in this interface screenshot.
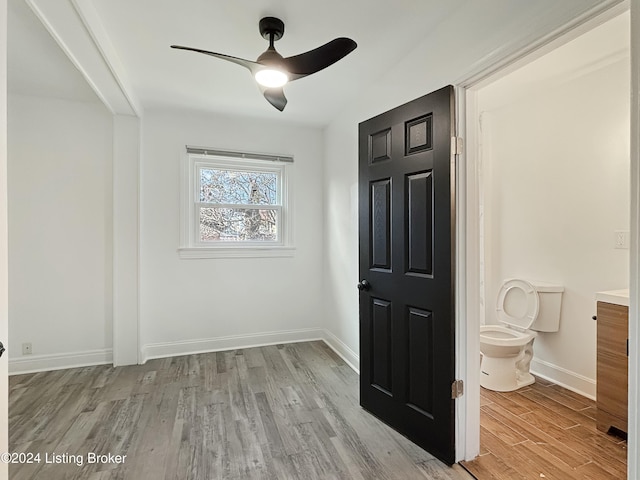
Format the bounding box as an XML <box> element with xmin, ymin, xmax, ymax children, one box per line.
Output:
<box><xmin>614</xmin><ymin>231</ymin><xmax>630</xmax><ymax>249</ymax></box>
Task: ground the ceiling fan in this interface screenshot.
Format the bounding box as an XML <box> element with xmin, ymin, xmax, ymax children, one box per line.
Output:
<box><xmin>171</xmin><ymin>17</ymin><xmax>357</xmax><ymax>111</ymax></box>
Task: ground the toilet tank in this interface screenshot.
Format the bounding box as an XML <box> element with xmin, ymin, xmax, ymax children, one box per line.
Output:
<box><xmin>530</xmin><ymin>281</ymin><xmax>564</xmax><ymax>332</ymax></box>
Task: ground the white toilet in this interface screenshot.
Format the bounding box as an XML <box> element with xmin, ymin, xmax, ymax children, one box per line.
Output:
<box><xmin>480</xmin><ymin>278</ymin><xmax>564</xmax><ymax>392</ymax></box>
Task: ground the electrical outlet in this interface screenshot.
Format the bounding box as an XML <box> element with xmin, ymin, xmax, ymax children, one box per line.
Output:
<box><xmin>22</xmin><ymin>342</ymin><xmax>32</xmax><ymax>355</ymax></box>
<box><xmin>614</xmin><ymin>231</ymin><xmax>630</xmax><ymax>249</ymax></box>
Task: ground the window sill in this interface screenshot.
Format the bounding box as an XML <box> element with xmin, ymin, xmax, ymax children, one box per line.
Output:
<box><xmin>177</xmin><ymin>246</ymin><xmax>296</xmax><ymax>259</ymax></box>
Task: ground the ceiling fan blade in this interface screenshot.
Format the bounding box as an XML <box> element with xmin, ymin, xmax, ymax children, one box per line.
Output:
<box><xmin>262</xmin><ymin>87</ymin><xmax>287</xmax><ymax>111</ymax></box>
<box><xmin>171</xmin><ymin>45</ymin><xmax>261</xmax><ymax>74</ymax></box>
<box><xmin>282</xmin><ymin>38</ymin><xmax>357</xmax><ymax>80</ymax></box>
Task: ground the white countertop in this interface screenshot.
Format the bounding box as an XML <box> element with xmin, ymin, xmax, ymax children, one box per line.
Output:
<box><xmin>595</xmin><ymin>289</ymin><xmax>629</xmax><ymax>307</ymax></box>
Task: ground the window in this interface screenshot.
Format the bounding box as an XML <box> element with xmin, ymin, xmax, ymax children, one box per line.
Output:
<box><xmin>179</xmin><ymin>147</ymin><xmax>294</xmax><ymax>258</ymax></box>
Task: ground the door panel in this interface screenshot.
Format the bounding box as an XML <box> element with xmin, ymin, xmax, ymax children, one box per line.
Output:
<box><xmin>407</xmin><ymin>307</ymin><xmax>434</xmax><ymax>415</ymax></box>
<box><xmin>371</xmin><ymin>179</ymin><xmax>391</xmax><ymax>270</ymax></box>
<box><xmin>371</xmin><ymin>298</ymin><xmax>393</xmax><ymax>395</ymax></box>
<box><xmin>359</xmin><ymin>85</ymin><xmax>455</xmax><ymax>465</ymax></box>
<box><xmin>407</xmin><ymin>171</ymin><xmax>433</xmax><ymax>275</ymax></box>
<box><xmin>370</xmin><ymin>128</ymin><xmax>392</xmax><ymax>163</ymax></box>
<box><xmin>405</xmin><ymin>114</ymin><xmax>433</xmax><ymax>154</ymax></box>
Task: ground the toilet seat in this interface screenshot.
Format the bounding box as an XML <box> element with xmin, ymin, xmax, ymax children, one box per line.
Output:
<box><xmin>480</xmin><ymin>325</ymin><xmax>535</xmax><ymax>347</ymax></box>
<box><xmin>496</xmin><ymin>279</ymin><xmax>539</xmax><ymax>331</ymax></box>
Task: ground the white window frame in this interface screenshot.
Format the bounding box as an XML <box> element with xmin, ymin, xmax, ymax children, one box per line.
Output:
<box><xmin>179</xmin><ymin>147</ymin><xmax>295</xmax><ymax>258</ymax></box>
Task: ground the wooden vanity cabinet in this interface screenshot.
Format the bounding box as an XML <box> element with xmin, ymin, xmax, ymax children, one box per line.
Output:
<box><xmin>596</xmin><ymin>301</ymin><xmax>628</xmax><ymax>434</ymax></box>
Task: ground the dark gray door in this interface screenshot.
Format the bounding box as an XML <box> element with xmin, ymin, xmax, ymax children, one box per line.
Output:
<box><xmin>358</xmin><ymin>85</ymin><xmax>456</xmax><ymax>465</ymax></box>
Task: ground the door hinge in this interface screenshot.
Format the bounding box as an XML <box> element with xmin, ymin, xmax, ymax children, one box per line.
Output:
<box><xmin>451</xmin><ymin>136</ymin><xmax>464</xmax><ymax>155</ymax></box>
<box><xmin>451</xmin><ymin>379</ymin><xmax>464</xmax><ymax>399</ymax></box>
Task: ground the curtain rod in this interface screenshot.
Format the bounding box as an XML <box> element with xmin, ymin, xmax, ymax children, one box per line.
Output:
<box><xmin>186</xmin><ymin>146</ymin><xmax>294</xmax><ymax>163</ymax></box>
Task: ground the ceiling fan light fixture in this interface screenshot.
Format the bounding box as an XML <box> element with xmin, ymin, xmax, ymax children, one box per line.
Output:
<box><xmin>254</xmin><ymin>68</ymin><xmax>289</xmax><ymax>88</ymax></box>
<box><xmin>171</xmin><ymin>16</ymin><xmax>357</xmax><ymax>110</ymax></box>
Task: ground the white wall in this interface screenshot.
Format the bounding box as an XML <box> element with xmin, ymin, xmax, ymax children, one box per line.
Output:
<box><xmin>8</xmin><ymin>94</ymin><xmax>113</xmax><ymax>369</ymax></box>
<box><xmin>321</xmin><ymin>0</ymin><xmax>614</xmax><ymax>365</ymax></box>
<box><xmin>112</xmin><ymin>115</ymin><xmax>140</xmax><ymax>366</ymax></box>
<box><xmin>139</xmin><ymin>109</ymin><xmax>324</xmax><ymax>358</ymax></box>
<box><xmin>477</xmin><ymin>52</ymin><xmax>629</xmax><ymax>396</ymax></box>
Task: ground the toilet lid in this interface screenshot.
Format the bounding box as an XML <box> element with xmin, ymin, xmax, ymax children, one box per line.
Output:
<box><xmin>496</xmin><ymin>279</ymin><xmax>539</xmax><ymax>330</ymax></box>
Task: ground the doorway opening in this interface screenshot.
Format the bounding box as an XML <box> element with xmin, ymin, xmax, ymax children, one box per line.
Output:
<box><xmin>461</xmin><ymin>7</ymin><xmax>631</xmax><ymax>479</ymax></box>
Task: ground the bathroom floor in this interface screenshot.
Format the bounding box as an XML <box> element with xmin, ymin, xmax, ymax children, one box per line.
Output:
<box><xmin>460</xmin><ymin>376</ymin><xmax>627</xmax><ymax>479</ymax></box>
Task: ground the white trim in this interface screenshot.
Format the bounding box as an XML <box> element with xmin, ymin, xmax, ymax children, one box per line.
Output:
<box><xmin>531</xmin><ymin>359</ymin><xmax>596</xmax><ymax>400</ymax></box>
<box><xmin>179</xmin><ymin>150</ymin><xmax>294</xmax><ymax>257</ymax></box>
<box><xmin>9</xmin><ymin>349</ymin><xmax>113</xmax><ymax>375</ymax></box>
<box><xmin>0</xmin><ymin>2</ymin><xmax>8</xmax><ymax>474</ymax></box>
<box><xmin>321</xmin><ymin>330</ymin><xmax>360</xmax><ymax>374</ymax></box>
<box><xmin>69</xmin><ymin>0</ymin><xmax>143</xmax><ymax>116</ymax></box>
<box><xmin>455</xmin><ymin>86</ymin><xmax>480</xmax><ymax>463</ymax></box>
<box><xmin>192</xmin><ymin>156</ymin><xmax>287</xmax><ymax>246</ymax></box>
<box><xmin>5</xmin><ymin>332</ymin><xmax>356</xmax><ymax>380</ymax></box>
<box><xmin>139</xmin><ymin>329</ymin><xmax>361</xmax><ymax>376</ymax></box>
<box><xmin>629</xmin><ymin>2</ymin><xmax>640</xmax><ymax>478</ymax></box>
<box><xmin>177</xmin><ymin>246</ymin><xmax>296</xmax><ymax>259</ymax></box>
<box><xmin>140</xmin><ymin>328</ymin><xmax>324</xmax><ymax>363</ymax></box>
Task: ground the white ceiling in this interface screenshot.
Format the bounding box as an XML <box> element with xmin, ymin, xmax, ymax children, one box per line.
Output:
<box><xmin>90</xmin><ymin>0</ymin><xmax>469</xmax><ymax>124</ymax></box>
<box><xmin>7</xmin><ymin>0</ymin><xmax>99</xmax><ymax>103</ymax></box>
<box><xmin>7</xmin><ymin>0</ymin><xmax>626</xmax><ymax>126</ymax></box>
<box><xmin>8</xmin><ymin>0</ymin><xmax>468</xmax><ymax>124</ymax></box>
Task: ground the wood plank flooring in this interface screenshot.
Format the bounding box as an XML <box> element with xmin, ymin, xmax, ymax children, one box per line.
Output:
<box><xmin>460</xmin><ymin>377</ymin><xmax>628</xmax><ymax>480</ymax></box>
<box><xmin>9</xmin><ymin>341</ymin><xmax>472</xmax><ymax>480</ymax></box>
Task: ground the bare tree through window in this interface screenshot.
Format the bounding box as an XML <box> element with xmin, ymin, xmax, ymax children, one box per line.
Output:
<box><xmin>198</xmin><ymin>168</ymin><xmax>279</xmax><ymax>242</ymax></box>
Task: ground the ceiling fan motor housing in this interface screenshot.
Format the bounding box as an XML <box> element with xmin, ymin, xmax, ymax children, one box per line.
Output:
<box><xmin>256</xmin><ymin>48</ymin><xmax>284</xmax><ymax>66</ymax></box>
<box><xmin>259</xmin><ymin>17</ymin><xmax>285</xmax><ymax>41</ymax></box>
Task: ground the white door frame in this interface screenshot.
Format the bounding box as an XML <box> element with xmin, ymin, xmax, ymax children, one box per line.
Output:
<box><xmin>0</xmin><ymin>1</ymin><xmax>8</xmax><ymax>478</ymax></box>
<box><xmin>455</xmin><ymin>2</ymin><xmax>638</xmax><ymax>478</ymax></box>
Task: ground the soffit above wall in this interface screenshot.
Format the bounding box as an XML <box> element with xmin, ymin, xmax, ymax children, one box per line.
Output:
<box><xmin>7</xmin><ymin>0</ymin><xmax>98</xmax><ymax>104</ymax></box>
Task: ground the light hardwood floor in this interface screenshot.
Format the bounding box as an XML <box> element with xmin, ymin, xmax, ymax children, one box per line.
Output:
<box><xmin>9</xmin><ymin>341</ymin><xmax>472</xmax><ymax>480</ymax></box>
<box><xmin>460</xmin><ymin>377</ymin><xmax>628</xmax><ymax>479</ymax></box>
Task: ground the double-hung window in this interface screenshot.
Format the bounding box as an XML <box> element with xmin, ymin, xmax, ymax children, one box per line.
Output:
<box><xmin>179</xmin><ymin>147</ymin><xmax>294</xmax><ymax>258</ymax></box>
